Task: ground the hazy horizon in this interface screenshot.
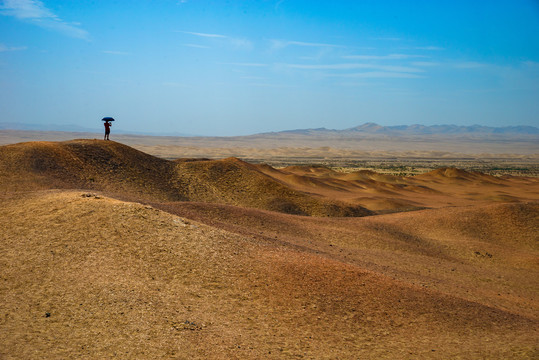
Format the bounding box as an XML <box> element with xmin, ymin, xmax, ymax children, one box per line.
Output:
<box><xmin>1</xmin><ymin>0</ymin><xmax>539</xmax><ymax>136</ymax></box>
<box><xmin>2</xmin><ymin>121</ymin><xmax>539</xmax><ymax>140</ymax></box>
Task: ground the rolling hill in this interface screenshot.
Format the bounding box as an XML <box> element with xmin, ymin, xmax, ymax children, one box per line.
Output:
<box><xmin>0</xmin><ymin>139</ymin><xmax>370</xmax><ymax>216</ymax></box>
<box><xmin>0</xmin><ymin>138</ymin><xmax>538</xmax><ymax>358</ymax></box>
<box><xmin>1</xmin><ymin>191</ymin><xmax>538</xmax><ymax>358</ymax></box>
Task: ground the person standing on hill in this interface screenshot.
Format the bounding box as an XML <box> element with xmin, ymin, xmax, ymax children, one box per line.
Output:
<box><xmin>102</xmin><ymin>117</ymin><xmax>113</xmax><ymax>140</ymax></box>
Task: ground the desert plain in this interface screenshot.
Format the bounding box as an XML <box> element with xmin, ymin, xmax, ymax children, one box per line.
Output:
<box><xmin>0</xmin><ymin>129</ymin><xmax>538</xmax><ymax>359</ymax></box>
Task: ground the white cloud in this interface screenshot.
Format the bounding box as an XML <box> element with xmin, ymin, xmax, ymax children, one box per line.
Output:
<box><xmin>240</xmin><ymin>76</ymin><xmax>267</xmax><ymax>80</ymax></box>
<box><xmin>229</xmin><ymin>37</ymin><xmax>252</xmax><ymax>49</ymax></box>
<box><xmin>285</xmin><ymin>63</ymin><xmax>423</xmax><ymax>73</ymax></box>
<box><xmin>0</xmin><ymin>43</ymin><xmax>27</xmax><ymax>51</ymax></box>
<box><xmin>411</xmin><ymin>61</ymin><xmax>441</xmax><ymax>67</ymax></box>
<box><xmin>180</xmin><ymin>31</ymin><xmax>227</xmax><ymax>38</ymax></box>
<box><xmin>522</xmin><ymin>60</ymin><xmax>539</xmax><ymax>67</ymax></box>
<box><xmin>414</xmin><ymin>46</ymin><xmax>445</xmax><ymax>51</ymax></box>
<box><xmin>180</xmin><ymin>30</ymin><xmax>252</xmax><ymax>50</ymax></box>
<box><xmin>281</xmin><ymin>61</ymin><xmax>425</xmax><ymax>81</ymax></box>
<box><xmin>245</xmin><ymin>82</ymin><xmax>294</xmax><ymax>88</ymax></box>
<box><xmin>0</xmin><ymin>0</ymin><xmax>54</xmax><ymax>19</ymax></box>
<box><xmin>102</xmin><ymin>50</ymin><xmax>130</xmax><ymax>55</ymax></box>
<box><xmin>0</xmin><ymin>0</ymin><xmax>89</xmax><ymax>39</ymax></box>
<box><xmin>182</xmin><ymin>43</ymin><xmax>210</xmax><ymax>49</ymax></box>
<box><xmin>372</xmin><ymin>37</ymin><xmax>401</xmax><ymax>41</ymax></box>
<box><xmin>453</xmin><ymin>61</ymin><xmax>486</xmax><ymax>69</ymax></box>
<box><xmin>221</xmin><ymin>62</ymin><xmax>268</xmax><ymax>67</ymax></box>
<box><xmin>270</xmin><ymin>39</ymin><xmax>342</xmax><ymax>50</ymax></box>
<box><xmin>333</xmin><ymin>71</ymin><xmax>423</xmax><ymax>79</ymax></box>
<box><xmin>343</xmin><ymin>54</ymin><xmax>426</xmax><ymax>60</ymax></box>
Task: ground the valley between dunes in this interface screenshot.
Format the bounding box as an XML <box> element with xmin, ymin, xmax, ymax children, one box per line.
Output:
<box><xmin>1</xmin><ymin>139</ymin><xmax>538</xmax><ymax>359</ymax></box>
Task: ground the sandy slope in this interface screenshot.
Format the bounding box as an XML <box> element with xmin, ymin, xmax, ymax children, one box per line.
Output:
<box><xmin>0</xmin><ymin>140</ymin><xmax>369</xmax><ymax>216</ymax></box>
<box><xmin>158</xmin><ymin>200</ymin><xmax>539</xmax><ymax>318</ymax></box>
<box><xmin>3</xmin><ymin>139</ymin><xmax>536</xmax><ymax>214</ymax></box>
<box><xmin>0</xmin><ymin>139</ymin><xmax>538</xmax><ymax>358</ymax></box>
<box><xmin>255</xmin><ymin>163</ymin><xmax>539</xmax><ymax>211</ymax></box>
<box><xmin>1</xmin><ymin>191</ymin><xmax>537</xmax><ymax>359</ymax></box>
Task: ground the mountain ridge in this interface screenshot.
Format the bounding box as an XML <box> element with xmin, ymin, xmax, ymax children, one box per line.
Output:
<box><xmin>267</xmin><ymin>122</ymin><xmax>539</xmax><ymax>136</ymax></box>
<box><xmin>2</xmin><ymin>122</ymin><xmax>538</xmax><ymax>137</ymax></box>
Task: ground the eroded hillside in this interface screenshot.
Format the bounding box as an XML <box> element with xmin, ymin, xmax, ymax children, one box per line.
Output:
<box><xmin>2</xmin><ymin>140</ymin><xmax>538</xmax><ymax>215</ymax></box>
<box><xmin>1</xmin><ymin>191</ymin><xmax>537</xmax><ymax>358</ymax></box>
<box><xmin>1</xmin><ymin>139</ymin><xmax>538</xmax><ymax>358</ymax></box>
<box><xmin>0</xmin><ymin>140</ymin><xmax>369</xmax><ymax>216</ymax></box>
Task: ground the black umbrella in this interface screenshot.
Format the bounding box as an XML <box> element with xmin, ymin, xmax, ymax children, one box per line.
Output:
<box><xmin>102</xmin><ymin>117</ymin><xmax>115</xmax><ymax>121</ymax></box>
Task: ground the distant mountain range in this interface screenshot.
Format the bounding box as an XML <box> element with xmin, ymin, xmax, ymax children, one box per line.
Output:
<box><xmin>348</xmin><ymin>123</ymin><xmax>539</xmax><ymax>135</ymax></box>
<box><xmin>271</xmin><ymin>123</ymin><xmax>539</xmax><ymax>136</ymax></box>
<box><xmin>1</xmin><ymin>121</ymin><xmax>538</xmax><ymax>137</ymax></box>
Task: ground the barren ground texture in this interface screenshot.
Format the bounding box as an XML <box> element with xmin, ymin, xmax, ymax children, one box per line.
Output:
<box><xmin>0</xmin><ymin>138</ymin><xmax>538</xmax><ymax>359</ymax></box>
<box><xmin>1</xmin><ymin>129</ymin><xmax>538</xmax><ymax>176</ymax></box>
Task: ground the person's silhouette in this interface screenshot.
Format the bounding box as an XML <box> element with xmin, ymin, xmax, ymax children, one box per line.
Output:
<box><xmin>104</xmin><ymin>120</ymin><xmax>111</xmax><ymax>140</ymax></box>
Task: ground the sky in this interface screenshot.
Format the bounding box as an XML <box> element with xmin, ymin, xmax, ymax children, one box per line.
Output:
<box><xmin>1</xmin><ymin>0</ymin><xmax>539</xmax><ymax>136</ymax></box>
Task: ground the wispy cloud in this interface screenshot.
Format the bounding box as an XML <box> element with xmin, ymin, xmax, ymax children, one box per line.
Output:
<box><xmin>414</xmin><ymin>46</ymin><xmax>445</xmax><ymax>51</ymax></box>
<box><xmin>274</xmin><ymin>0</ymin><xmax>286</xmax><ymax>10</ymax></box>
<box><xmin>343</xmin><ymin>54</ymin><xmax>426</xmax><ymax>60</ymax></box>
<box><xmin>179</xmin><ymin>30</ymin><xmax>252</xmax><ymax>49</ymax></box>
<box><xmin>240</xmin><ymin>76</ymin><xmax>267</xmax><ymax>80</ymax></box>
<box><xmin>0</xmin><ymin>0</ymin><xmax>89</xmax><ymax>39</ymax></box>
<box><xmin>229</xmin><ymin>38</ymin><xmax>252</xmax><ymax>49</ymax></box>
<box><xmin>285</xmin><ymin>63</ymin><xmax>423</xmax><ymax>73</ymax></box>
<box><xmin>182</xmin><ymin>43</ymin><xmax>210</xmax><ymax>49</ymax></box>
<box><xmin>221</xmin><ymin>62</ymin><xmax>268</xmax><ymax>67</ymax></box>
<box><xmin>0</xmin><ymin>0</ymin><xmax>53</xmax><ymax>19</ymax></box>
<box><xmin>180</xmin><ymin>31</ymin><xmax>227</xmax><ymax>38</ymax></box>
<box><xmin>453</xmin><ymin>61</ymin><xmax>486</xmax><ymax>69</ymax></box>
<box><xmin>0</xmin><ymin>43</ymin><xmax>27</xmax><ymax>52</ymax></box>
<box><xmin>270</xmin><ymin>39</ymin><xmax>343</xmax><ymax>50</ymax></box>
<box><xmin>245</xmin><ymin>82</ymin><xmax>295</xmax><ymax>88</ymax></box>
<box><xmin>281</xmin><ymin>61</ymin><xmax>425</xmax><ymax>80</ymax></box>
<box><xmin>102</xmin><ymin>50</ymin><xmax>130</xmax><ymax>55</ymax></box>
<box><xmin>372</xmin><ymin>37</ymin><xmax>401</xmax><ymax>41</ymax></box>
<box><xmin>521</xmin><ymin>60</ymin><xmax>539</xmax><ymax>68</ymax></box>
<box><xmin>411</xmin><ymin>61</ymin><xmax>441</xmax><ymax>67</ymax></box>
<box><xmin>332</xmin><ymin>71</ymin><xmax>423</xmax><ymax>79</ymax></box>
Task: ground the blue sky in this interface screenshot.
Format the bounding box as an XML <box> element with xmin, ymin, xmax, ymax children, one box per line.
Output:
<box><xmin>1</xmin><ymin>0</ymin><xmax>538</xmax><ymax>136</ymax></box>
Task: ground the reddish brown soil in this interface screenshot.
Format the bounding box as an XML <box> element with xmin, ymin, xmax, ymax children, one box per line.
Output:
<box><xmin>0</xmin><ymin>140</ymin><xmax>538</xmax><ymax>359</ymax></box>
<box><xmin>0</xmin><ymin>140</ymin><xmax>369</xmax><ymax>216</ymax></box>
<box><xmin>256</xmin><ymin>164</ymin><xmax>539</xmax><ymax>211</ymax></box>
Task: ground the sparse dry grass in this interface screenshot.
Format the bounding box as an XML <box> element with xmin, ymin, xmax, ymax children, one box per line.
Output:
<box><xmin>1</xmin><ymin>191</ymin><xmax>537</xmax><ymax>359</ymax></box>
<box><xmin>0</xmin><ymin>138</ymin><xmax>538</xmax><ymax>359</ymax></box>
<box><xmin>0</xmin><ymin>140</ymin><xmax>369</xmax><ymax>216</ymax></box>
<box><xmin>1</xmin><ymin>129</ymin><xmax>538</xmax><ymax>176</ymax></box>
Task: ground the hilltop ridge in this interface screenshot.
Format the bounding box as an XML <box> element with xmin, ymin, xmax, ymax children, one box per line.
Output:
<box><xmin>1</xmin><ymin>139</ymin><xmax>537</xmax><ymax>214</ymax></box>
<box><xmin>1</xmin><ymin>139</ymin><xmax>538</xmax><ymax>358</ymax></box>
<box><xmin>0</xmin><ymin>139</ymin><xmax>369</xmax><ymax>216</ymax></box>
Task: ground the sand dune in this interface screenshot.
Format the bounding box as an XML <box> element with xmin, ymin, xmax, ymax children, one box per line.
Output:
<box><xmin>256</xmin><ymin>162</ymin><xmax>538</xmax><ymax>212</ymax></box>
<box><xmin>2</xmin><ymin>130</ymin><xmax>538</xmax><ymax>179</ymax></box>
<box><xmin>1</xmin><ymin>191</ymin><xmax>537</xmax><ymax>358</ymax></box>
<box><xmin>0</xmin><ymin>140</ymin><xmax>369</xmax><ymax>216</ymax></box>
<box><xmin>1</xmin><ymin>139</ymin><xmax>538</xmax><ymax>358</ymax></box>
<box><xmin>3</xmin><ymin>140</ymin><xmax>537</xmax><ymax>214</ymax></box>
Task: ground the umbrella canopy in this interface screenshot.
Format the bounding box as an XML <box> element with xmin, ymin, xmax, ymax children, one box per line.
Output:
<box><xmin>102</xmin><ymin>117</ymin><xmax>115</xmax><ymax>122</ymax></box>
